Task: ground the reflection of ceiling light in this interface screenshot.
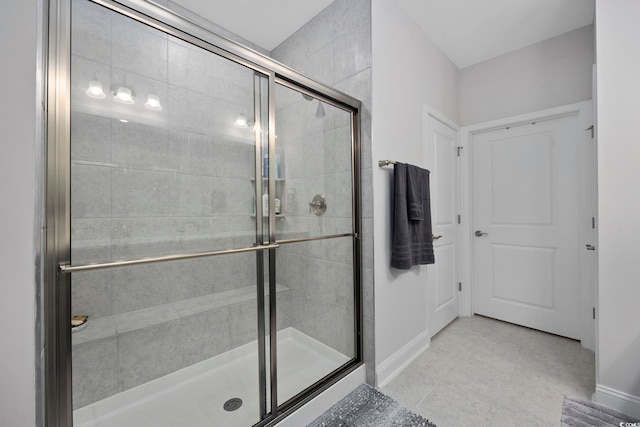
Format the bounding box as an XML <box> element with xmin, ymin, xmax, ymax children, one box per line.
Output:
<box><xmin>85</xmin><ymin>80</ymin><xmax>106</xmax><ymax>99</ymax></box>
<box><xmin>144</xmin><ymin>94</ymin><xmax>162</xmax><ymax>110</ymax></box>
<box><xmin>119</xmin><ymin>119</ymin><xmax>129</xmax><ymax>123</ymax></box>
<box><xmin>113</xmin><ymin>86</ymin><xmax>135</xmax><ymax>104</ymax></box>
<box><xmin>234</xmin><ymin>114</ymin><xmax>249</xmax><ymax>128</ymax></box>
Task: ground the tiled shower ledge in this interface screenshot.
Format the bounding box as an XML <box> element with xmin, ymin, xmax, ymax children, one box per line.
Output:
<box><xmin>72</xmin><ymin>284</ymin><xmax>289</xmax><ymax>346</ymax></box>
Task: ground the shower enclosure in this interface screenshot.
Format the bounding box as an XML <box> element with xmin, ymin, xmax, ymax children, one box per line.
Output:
<box><xmin>45</xmin><ymin>0</ymin><xmax>362</xmax><ymax>426</ymax></box>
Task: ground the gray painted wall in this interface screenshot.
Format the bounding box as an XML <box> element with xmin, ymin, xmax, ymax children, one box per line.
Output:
<box><xmin>460</xmin><ymin>25</ymin><xmax>594</xmax><ymax>126</ymax></box>
<box><xmin>371</xmin><ymin>0</ymin><xmax>460</xmax><ymax>376</ymax></box>
<box><xmin>595</xmin><ymin>0</ymin><xmax>640</xmax><ymax>418</ymax></box>
<box><xmin>0</xmin><ymin>1</ymin><xmax>39</xmax><ymax>426</ymax></box>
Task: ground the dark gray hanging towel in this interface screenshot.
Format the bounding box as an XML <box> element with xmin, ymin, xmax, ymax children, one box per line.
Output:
<box><xmin>391</xmin><ymin>162</ymin><xmax>435</xmax><ymax>270</ymax></box>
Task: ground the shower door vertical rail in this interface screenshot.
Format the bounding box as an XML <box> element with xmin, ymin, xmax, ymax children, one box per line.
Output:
<box><xmin>351</xmin><ymin>109</ymin><xmax>364</xmax><ymax>366</ymax></box>
<box><xmin>254</xmin><ymin>71</ymin><xmax>270</xmax><ymax>420</ymax></box>
<box><xmin>267</xmin><ymin>79</ymin><xmax>362</xmax><ymax>415</ymax></box>
<box><xmin>253</xmin><ymin>72</ymin><xmax>268</xmax><ymax>420</ymax></box>
<box><xmin>267</xmin><ymin>71</ymin><xmax>281</xmax><ymax>420</ymax></box>
<box><xmin>45</xmin><ymin>0</ymin><xmax>73</xmax><ymax>425</ymax></box>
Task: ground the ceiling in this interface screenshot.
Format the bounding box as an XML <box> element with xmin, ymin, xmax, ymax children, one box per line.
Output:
<box><xmin>172</xmin><ymin>0</ymin><xmax>595</xmax><ymax>69</ymax></box>
<box><xmin>397</xmin><ymin>0</ymin><xmax>595</xmax><ymax>68</ymax></box>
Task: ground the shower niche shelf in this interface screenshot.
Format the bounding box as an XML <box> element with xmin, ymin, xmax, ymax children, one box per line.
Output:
<box><xmin>250</xmin><ymin>177</ymin><xmax>286</xmax><ymax>218</ymax></box>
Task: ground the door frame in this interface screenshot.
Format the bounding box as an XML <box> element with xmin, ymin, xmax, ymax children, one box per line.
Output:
<box><xmin>459</xmin><ymin>100</ymin><xmax>596</xmax><ymax>350</ymax></box>
<box><xmin>423</xmin><ymin>105</ymin><xmax>462</xmax><ymax>332</ymax></box>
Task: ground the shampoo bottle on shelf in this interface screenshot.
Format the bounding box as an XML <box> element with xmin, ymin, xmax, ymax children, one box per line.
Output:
<box><xmin>262</xmin><ymin>154</ymin><xmax>269</xmax><ymax>178</ymax></box>
<box><xmin>262</xmin><ymin>190</ymin><xmax>269</xmax><ymax>216</ymax></box>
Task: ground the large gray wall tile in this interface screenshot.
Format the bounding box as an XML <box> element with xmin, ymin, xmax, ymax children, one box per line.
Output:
<box><xmin>182</xmin><ymin>307</ymin><xmax>232</xmax><ymax>366</ymax></box>
<box><xmin>71</xmin><ymin>0</ymin><xmax>111</xmax><ymax>65</ymax></box>
<box><xmin>111</xmin><ymin>168</ymin><xmax>176</xmax><ymax>217</ymax></box>
<box><xmin>229</xmin><ymin>299</ymin><xmax>258</xmax><ymax>348</ymax></box>
<box><xmin>117</xmin><ymin>320</ymin><xmax>182</xmax><ymax>391</ymax></box>
<box><xmin>333</xmin><ymin>0</ymin><xmax>371</xmax><ymax>40</ymax></box>
<box><xmin>111</xmin><ymin>120</ymin><xmax>181</xmax><ymax>172</ymax></box>
<box><xmin>111</xmin><ymin>13</ymin><xmax>168</xmax><ymax>82</ymax></box>
<box><xmin>168</xmin><ymin>86</ymin><xmax>217</xmax><ymax>136</ymax></box>
<box><xmin>71</xmin><ymin>218</ymin><xmax>112</xmax><ymax>263</ymax></box>
<box><xmin>72</xmin><ymin>270</ymin><xmax>112</xmax><ymax>319</ymax></box>
<box><xmin>212</xmin><ymin>58</ymin><xmax>254</xmax><ymax>107</ymax></box>
<box><xmin>167</xmin><ymin>41</ymin><xmax>216</xmax><ymax>96</ymax></box>
<box><xmin>333</xmin><ymin>22</ymin><xmax>371</xmax><ymax>83</ymax></box>
<box><xmin>71</xmin><ymin>164</ymin><xmax>111</xmax><ymax>219</ymax></box>
<box><xmin>306</xmin><ymin>43</ymin><xmax>334</xmax><ymax>86</ymax></box>
<box><xmin>111</xmin><ymin>263</ymin><xmax>174</xmax><ymax>314</ymax></box>
<box><xmin>72</xmin><ymin>337</ymin><xmax>117</xmax><ymax>409</ymax></box>
<box><xmin>71</xmin><ymin>111</ymin><xmax>111</xmax><ymax>163</ymax></box>
<box><xmin>362</xmin><ymin>218</ymin><xmax>374</xmax><ymax>269</ymax></box>
<box><xmin>302</xmin><ymin>5</ymin><xmax>335</xmax><ymax>55</ymax></box>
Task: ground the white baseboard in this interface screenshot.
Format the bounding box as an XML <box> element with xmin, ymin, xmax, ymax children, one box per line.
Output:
<box><xmin>595</xmin><ymin>384</ymin><xmax>640</xmax><ymax>419</ymax></box>
<box><xmin>375</xmin><ymin>330</ymin><xmax>430</xmax><ymax>388</ymax></box>
<box><xmin>277</xmin><ymin>365</ymin><xmax>366</xmax><ymax>427</ymax></box>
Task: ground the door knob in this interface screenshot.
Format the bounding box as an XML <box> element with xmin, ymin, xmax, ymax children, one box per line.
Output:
<box><xmin>475</xmin><ymin>230</ymin><xmax>488</xmax><ymax>237</ymax></box>
<box><xmin>432</xmin><ymin>235</ymin><xmax>443</xmax><ymax>240</ymax></box>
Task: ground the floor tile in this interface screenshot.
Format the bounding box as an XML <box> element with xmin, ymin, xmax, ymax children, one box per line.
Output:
<box><xmin>383</xmin><ymin>315</ymin><xmax>596</xmax><ymax>426</ymax></box>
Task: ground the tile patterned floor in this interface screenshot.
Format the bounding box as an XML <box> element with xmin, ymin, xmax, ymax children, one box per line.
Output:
<box><xmin>380</xmin><ymin>315</ymin><xmax>595</xmax><ymax>426</ymax></box>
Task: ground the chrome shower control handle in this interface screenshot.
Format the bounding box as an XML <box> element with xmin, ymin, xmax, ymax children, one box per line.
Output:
<box><xmin>308</xmin><ymin>194</ymin><xmax>327</xmax><ymax>216</ymax></box>
<box><xmin>475</xmin><ymin>230</ymin><xmax>488</xmax><ymax>237</ymax></box>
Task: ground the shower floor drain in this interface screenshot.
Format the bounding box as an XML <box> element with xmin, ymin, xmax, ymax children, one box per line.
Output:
<box><xmin>223</xmin><ymin>398</ymin><xmax>243</xmax><ymax>412</ymax></box>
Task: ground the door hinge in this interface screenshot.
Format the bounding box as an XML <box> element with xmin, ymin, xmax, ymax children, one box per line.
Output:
<box><xmin>592</xmin><ymin>217</ymin><xmax>596</xmax><ymax>229</ymax></box>
<box><xmin>586</xmin><ymin>244</ymin><xmax>596</xmax><ymax>251</ymax></box>
<box><xmin>456</xmin><ymin>147</ymin><xmax>463</xmax><ymax>157</ymax></box>
<box><xmin>586</xmin><ymin>125</ymin><xmax>594</xmax><ymax>139</ymax></box>
<box><xmin>458</xmin><ymin>282</ymin><xmax>462</xmax><ymax>292</ymax></box>
<box><xmin>593</xmin><ymin>307</ymin><xmax>596</xmax><ymax>319</ymax></box>
<box><xmin>457</xmin><ymin>214</ymin><xmax>461</xmax><ymax>224</ymax></box>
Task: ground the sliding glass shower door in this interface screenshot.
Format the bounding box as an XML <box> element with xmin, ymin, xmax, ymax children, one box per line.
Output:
<box><xmin>68</xmin><ymin>1</ymin><xmax>273</xmax><ymax>424</ymax></box>
<box><xmin>272</xmin><ymin>82</ymin><xmax>358</xmax><ymax>406</ymax></box>
<box><xmin>49</xmin><ymin>0</ymin><xmax>361</xmax><ymax>426</ymax></box>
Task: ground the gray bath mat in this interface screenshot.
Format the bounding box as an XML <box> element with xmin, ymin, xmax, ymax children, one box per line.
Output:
<box><xmin>561</xmin><ymin>396</ymin><xmax>640</xmax><ymax>426</ymax></box>
<box><xmin>307</xmin><ymin>384</ymin><xmax>436</xmax><ymax>427</ymax></box>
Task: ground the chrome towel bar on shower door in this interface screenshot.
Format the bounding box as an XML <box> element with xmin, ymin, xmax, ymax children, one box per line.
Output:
<box><xmin>59</xmin><ymin>243</ymin><xmax>281</xmax><ymax>273</ymax></box>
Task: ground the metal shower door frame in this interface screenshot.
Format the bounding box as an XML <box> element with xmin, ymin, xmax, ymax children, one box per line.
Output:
<box><xmin>44</xmin><ymin>0</ymin><xmax>363</xmax><ymax>426</ymax></box>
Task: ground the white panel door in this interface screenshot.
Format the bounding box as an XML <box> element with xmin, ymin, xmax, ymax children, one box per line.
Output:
<box><xmin>426</xmin><ymin>115</ymin><xmax>459</xmax><ymax>337</ymax></box>
<box><xmin>472</xmin><ymin>114</ymin><xmax>581</xmax><ymax>339</ymax></box>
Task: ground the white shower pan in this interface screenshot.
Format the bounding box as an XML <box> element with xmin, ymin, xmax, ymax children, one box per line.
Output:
<box><xmin>74</xmin><ymin>327</ymin><xmax>349</xmax><ymax>427</ymax></box>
